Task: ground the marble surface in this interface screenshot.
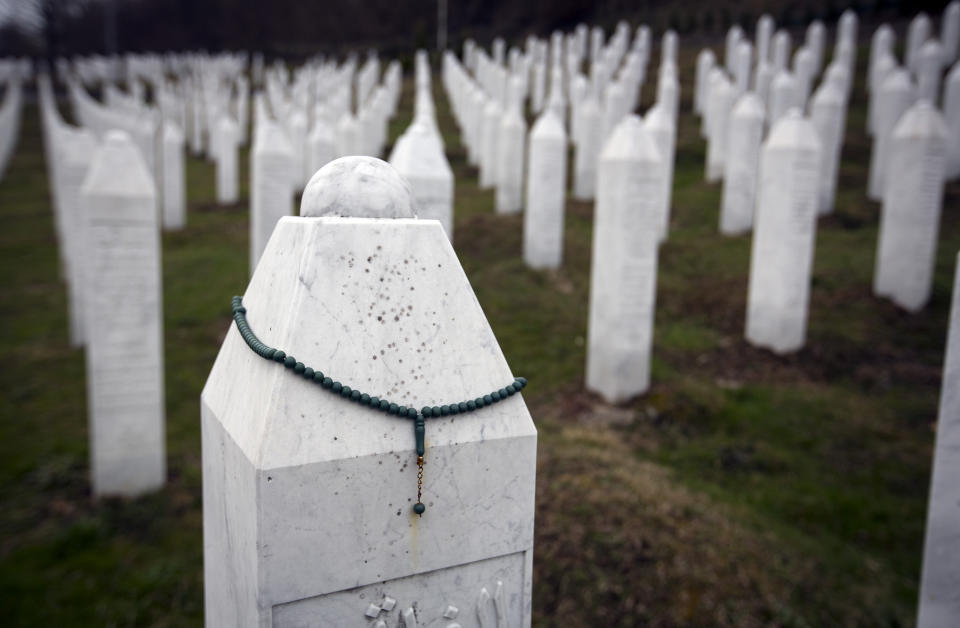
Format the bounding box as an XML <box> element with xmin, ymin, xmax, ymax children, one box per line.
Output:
<box><xmin>720</xmin><ymin>93</ymin><xmax>764</xmax><ymax>235</ymax></box>
<box><xmin>495</xmin><ymin>93</ymin><xmax>526</xmax><ymax>215</ymax></box>
<box><xmin>810</xmin><ymin>80</ymin><xmax>846</xmax><ymax>215</ymax></box>
<box><xmin>301</xmin><ymin>156</ymin><xmax>416</xmax><ymax>220</ymax></box>
<box><xmin>573</xmin><ymin>95</ymin><xmax>601</xmax><ymax>200</ymax></box>
<box><xmin>918</xmin><ymin>251</ymin><xmax>960</xmax><ymax>628</ymax></box>
<box><xmin>868</xmin><ymin>70</ymin><xmax>916</xmax><ymax>201</ymax></box>
<box><xmin>162</xmin><ymin>122</ymin><xmax>186</xmax><ymax>229</ymax></box>
<box><xmin>250</xmin><ymin>120</ymin><xmax>293</xmax><ymax>274</ymax></box>
<box><xmin>202</xmin><ymin>214</ymin><xmax>536</xmax><ymax>625</ymax></box>
<box><xmin>705</xmin><ymin>75</ymin><xmax>734</xmax><ymax>182</ymax></box>
<box><xmin>745</xmin><ymin>110</ymin><xmax>822</xmax><ymax>353</ymax></box>
<box><xmin>215</xmin><ymin>116</ymin><xmax>239</xmax><ymax>205</ymax></box>
<box><xmin>586</xmin><ymin>115</ymin><xmax>662</xmax><ymax>402</ymax></box>
<box><xmin>80</xmin><ymin>130</ymin><xmax>165</xmax><ymax>497</ymax></box>
<box><xmin>874</xmin><ymin>101</ymin><xmax>948</xmax><ymax>312</ymax></box>
<box><xmin>523</xmin><ymin>110</ymin><xmax>566</xmax><ymax>269</ymax></box>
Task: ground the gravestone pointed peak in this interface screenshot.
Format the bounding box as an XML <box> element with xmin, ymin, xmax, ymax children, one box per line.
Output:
<box><xmin>82</xmin><ymin>130</ymin><xmax>156</xmax><ymax>198</ymax></box>
<box><xmin>766</xmin><ymin>109</ymin><xmax>821</xmax><ymax>151</ymax></box>
<box><xmin>300</xmin><ymin>156</ymin><xmax>417</xmax><ymax>219</ymax></box>
<box><xmin>733</xmin><ymin>91</ymin><xmax>765</xmax><ymax>118</ymax></box>
<box><xmin>602</xmin><ymin>114</ymin><xmax>660</xmax><ymax>162</ymax></box>
<box><xmin>894</xmin><ymin>99</ymin><xmax>949</xmax><ymax>138</ymax></box>
<box><xmin>256</xmin><ymin>120</ymin><xmax>294</xmax><ymax>156</ymax></box>
<box><xmin>531</xmin><ymin>108</ymin><xmax>565</xmax><ymax>139</ymax></box>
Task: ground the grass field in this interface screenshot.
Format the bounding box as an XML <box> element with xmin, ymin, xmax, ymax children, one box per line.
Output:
<box><xmin>1</xmin><ymin>43</ymin><xmax>958</xmax><ymax>626</ymax></box>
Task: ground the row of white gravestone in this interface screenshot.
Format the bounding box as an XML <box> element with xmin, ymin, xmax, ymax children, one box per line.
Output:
<box><xmin>202</xmin><ymin>155</ymin><xmax>537</xmax><ymax>626</ymax></box>
<box><xmin>249</xmin><ymin>56</ymin><xmax>404</xmax><ymax>272</ymax></box>
<box><xmin>65</xmin><ymin>73</ymin><xmax>188</xmax><ymax>231</ymax></box>
<box><xmin>445</xmin><ymin>23</ymin><xmax>680</xmax><ymax>271</ymax></box>
<box><xmin>37</xmin><ymin>75</ymin><xmax>98</xmax><ymax>348</ymax></box>
<box><xmin>867</xmin><ymin>11</ymin><xmax>960</xmax><ymax>182</ymax></box>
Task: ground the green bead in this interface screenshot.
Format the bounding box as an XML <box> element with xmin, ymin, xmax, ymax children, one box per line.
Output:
<box><xmin>361</xmin><ymin>393</ymin><xmax>371</xmax><ymax>404</ymax></box>
<box><xmin>378</xmin><ymin>399</ymin><xmax>389</xmax><ymax>411</ymax></box>
<box><xmin>431</xmin><ymin>406</ymin><xmax>440</xmax><ymax>416</ymax></box>
<box><xmin>440</xmin><ymin>405</ymin><xmax>450</xmax><ymax>416</ymax></box>
<box><xmin>498</xmin><ymin>388</ymin><xmax>508</xmax><ymax>398</ymax></box>
<box><xmin>389</xmin><ymin>403</ymin><xmax>399</xmax><ymax>415</ymax></box>
<box><xmin>413</xmin><ymin>503</ymin><xmax>425</xmax><ymax>515</ymax></box>
<box><xmin>293</xmin><ymin>362</ymin><xmax>305</xmax><ymax>374</ymax></box>
<box><xmin>422</xmin><ymin>406</ymin><xmax>432</xmax><ymax>417</ymax></box>
<box><xmin>516</xmin><ymin>376</ymin><xmax>527</xmax><ymax>387</ymax></box>
<box><xmin>491</xmin><ymin>391</ymin><xmax>501</xmax><ymax>402</ymax></box>
<box><xmin>283</xmin><ymin>356</ymin><xmax>296</xmax><ymax>368</ymax></box>
<box><xmin>466</xmin><ymin>400</ymin><xmax>476</xmax><ymax>411</ymax></box>
<box><xmin>331</xmin><ymin>382</ymin><xmax>342</xmax><ymax>393</ymax></box>
<box><xmin>483</xmin><ymin>395</ymin><xmax>492</xmax><ymax>405</ymax></box>
<box><xmin>351</xmin><ymin>390</ymin><xmax>361</xmax><ymax>401</ymax></box>
<box><xmin>458</xmin><ymin>402</ymin><xmax>467</xmax><ymax>413</ymax></box>
<box><xmin>274</xmin><ymin>351</ymin><xmax>286</xmax><ymax>362</ymax></box>
<box><xmin>397</xmin><ymin>406</ymin><xmax>408</xmax><ymax>416</ymax></box>
<box><xmin>303</xmin><ymin>367</ymin><xmax>314</xmax><ymax>379</ymax></box>
<box><xmin>341</xmin><ymin>385</ymin><xmax>352</xmax><ymax>397</ymax></box>
<box><xmin>321</xmin><ymin>376</ymin><xmax>332</xmax><ymax>388</ymax></box>
<box><xmin>369</xmin><ymin>396</ymin><xmax>380</xmax><ymax>407</ymax></box>
<box><xmin>314</xmin><ymin>371</ymin><xmax>325</xmax><ymax>382</ymax></box>
<box><xmin>506</xmin><ymin>384</ymin><xmax>516</xmax><ymax>394</ymax></box>
<box><xmin>407</xmin><ymin>408</ymin><xmax>418</xmax><ymax>418</ymax></box>
<box><xmin>265</xmin><ymin>349</ymin><xmax>276</xmax><ymax>360</ymax></box>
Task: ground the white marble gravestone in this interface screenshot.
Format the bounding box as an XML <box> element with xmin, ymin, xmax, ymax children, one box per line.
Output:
<box><xmin>645</xmin><ymin>103</ymin><xmax>676</xmax><ymax>241</ymax></box>
<box><xmin>706</xmin><ymin>76</ymin><xmax>735</xmax><ymax>182</ymax></box>
<box><xmin>59</xmin><ymin>127</ymin><xmax>98</xmax><ymax>348</ymax></box>
<box><xmin>768</xmin><ymin>71</ymin><xmax>798</xmax><ymax>129</ymax></box>
<box><xmin>573</xmin><ymin>94</ymin><xmax>601</xmax><ymax>200</ymax></box>
<box><xmin>694</xmin><ymin>49</ymin><xmax>716</xmax><ymax>115</ymax></box>
<box><xmin>745</xmin><ymin>110</ymin><xmax>822</xmax><ymax>353</ymax></box>
<box><xmin>389</xmin><ymin>123</ymin><xmax>455</xmax><ymax>240</ymax></box>
<box><xmin>216</xmin><ymin>116</ymin><xmax>239</xmax><ymax>205</ymax></box>
<box><xmin>917</xmin><ymin>40</ymin><xmax>945</xmax><ymax>103</ymax></box>
<box><xmin>810</xmin><ymin>80</ymin><xmax>846</xmax><ymax>215</ymax></box>
<box><xmin>201</xmin><ymin>156</ymin><xmax>537</xmax><ymax>627</ymax></box>
<box><xmin>868</xmin><ymin>70</ymin><xmax>916</xmax><ymax>201</ymax></box>
<box><xmin>586</xmin><ymin>115</ymin><xmax>662</xmax><ymax>402</ymax></box>
<box><xmin>874</xmin><ymin>101</ymin><xmax>947</xmax><ymax>312</ymax></box>
<box><xmin>496</xmin><ymin>83</ymin><xmax>527</xmax><ymax>215</ymax></box>
<box><xmin>250</xmin><ymin>121</ymin><xmax>294</xmax><ymax>274</ymax></box>
<box><xmin>773</xmin><ymin>31</ymin><xmax>791</xmax><ymax>73</ymax></box>
<box><xmin>907</xmin><ymin>13</ymin><xmax>932</xmax><ymax>75</ymax></box>
<box><xmin>480</xmin><ymin>96</ymin><xmax>502</xmax><ymax>190</ymax></box>
<box><xmin>756</xmin><ymin>15</ymin><xmax>774</xmax><ymax>65</ymax></box>
<box><xmin>944</xmin><ymin>1</ymin><xmax>960</xmax><ymax>64</ymax></box>
<box><xmin>523</xmin><ymin>110</ymin><xmax>567</xmax><ymax>269</ymax></box>
<box><xmin>80</xmin><ymin>130</ymin><xmax>165</xmax><ymax>497</ymax></box>
<box><xmin>946</xmin><ymin>63</ymin><xmax>960</xmax><ymax>179</ymax></box>
<box><xmin>917</xmin><ymin>252</ymin><xmax>960</xmax><ymax>628</ymax></box>
<box><xmin>162</xmin><ymin>122</ymin><xmax>186</xmax><ymax>229</ymax></box>
<box><xmin>720</xmin><ymin>93</ymin><xmax>765</xmax><ymax>235</ymax></box>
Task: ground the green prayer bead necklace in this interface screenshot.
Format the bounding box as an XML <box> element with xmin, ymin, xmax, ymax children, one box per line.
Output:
<box><xmin>231</xmin><ymin>296</ymin><xmax>527</xmax><ymax>516</ymax></box>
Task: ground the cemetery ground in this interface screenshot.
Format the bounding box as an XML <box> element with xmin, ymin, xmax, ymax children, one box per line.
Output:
<box><xmin>1</xmin><ymin>45</ymin><xmax>959</xmax><ymax>627</ymax></box>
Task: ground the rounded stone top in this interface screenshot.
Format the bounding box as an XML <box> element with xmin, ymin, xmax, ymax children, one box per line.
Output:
<box><xmin>300</xmin><ymin>156</ymin><xmax>417</xmax><ymax>219</ymax></box>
